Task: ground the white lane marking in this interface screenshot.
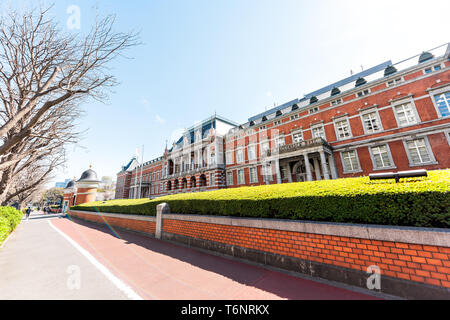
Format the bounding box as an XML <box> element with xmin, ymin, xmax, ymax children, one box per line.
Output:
<box><xmin>48</xmin><ymin>220</ymin><xmax>143</xmax><ymax>300</ymax></box>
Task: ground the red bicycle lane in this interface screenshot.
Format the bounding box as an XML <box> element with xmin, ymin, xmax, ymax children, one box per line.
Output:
<box><xmin>50</xmin><ymin>217</ymin><xmax>381</xmax><ymax>300</ymax></box>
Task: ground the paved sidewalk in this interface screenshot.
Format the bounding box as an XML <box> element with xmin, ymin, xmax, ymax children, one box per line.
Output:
<box><xmin>0</xmin><ymin>214</ymin><xmax>128</xmax><ymax>300</ymax></box>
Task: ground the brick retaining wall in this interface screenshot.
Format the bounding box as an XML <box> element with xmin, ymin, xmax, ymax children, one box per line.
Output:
<box><xmin>68</xmin><ymin>208</ymin><xmax>450</xmax><ymax>299</ymax></box>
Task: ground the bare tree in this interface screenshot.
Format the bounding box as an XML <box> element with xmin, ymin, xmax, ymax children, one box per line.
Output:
<box><xmin>0</xmin><ymin>6</ymin><xmax>139</xmax><ymax>204</ymax></box>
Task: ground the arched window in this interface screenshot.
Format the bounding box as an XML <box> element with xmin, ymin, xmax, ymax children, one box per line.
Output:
<box><xmin>190</xmin><ymin>176</ymin><xmax>196</xmax><ymax>188</ymax></box>
<box><xmin>199</xmin><ymin>174</ymin><xmax>207</xmax><ymax>187</ymax></box>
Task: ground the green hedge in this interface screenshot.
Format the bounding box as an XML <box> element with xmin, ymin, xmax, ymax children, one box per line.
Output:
<box><xmin>72</xmin><ymin>169</ymin><xmax>450</xmax><ymax>228</ymax></box>
<box><xmin>0</xmin><ymin>206</ymin><xmax>23</xmax><ymax>246</ymax></box>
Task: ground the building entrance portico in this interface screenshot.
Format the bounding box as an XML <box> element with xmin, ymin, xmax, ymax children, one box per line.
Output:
<box><xmin>264</xmin><ymin>138</ymin><xmax>338</xmax><ymax>184</ymax></box>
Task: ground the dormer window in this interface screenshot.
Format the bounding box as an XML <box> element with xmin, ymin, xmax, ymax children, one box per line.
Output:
<box><xmin>276</xmin><ymin>110</ymin><xmax>282</xmax><ymax>117</ymax></box>
<box><xmin>418</xmin><ymin>51</ymin><xmax>434</xmax><ymax>64</ymax></box>
<box><xmin>384</xmin><ymin>65</ymin><xmax>397</xmax><ymax>77</ymax></box>
<box><xmin>309</xmin><ymin>96</ymin><xmax>318</xmax><ymax>104</ymax></box>
<box><xmin>291</xmin><ymin>104</ymin><xmax>299</xmax><ymax>111</ymax></box>
<box><xmin>331</xmin><ymin>87</ymin><xmax>341</xmax><ymax>96</ymax></box>
<box><xmin>355</xmin><ymin>77</ymin><xmax>367</xmax><ymax>87</ymax></box>
<box><xmin>262</xmin><ymin>116</ymin><xmax>268</xmax><ymax>122</ymax></box>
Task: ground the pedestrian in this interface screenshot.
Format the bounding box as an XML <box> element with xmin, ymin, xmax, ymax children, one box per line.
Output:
<box><xmin>26</xmin><ymin>207</ymin><xmax>31</xmax><ymax>220</ymax></box>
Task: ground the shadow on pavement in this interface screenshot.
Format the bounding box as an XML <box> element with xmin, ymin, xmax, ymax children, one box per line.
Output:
<box><xmin>65</xmin><ymin>216</ymin><xmax>379</xmax><ymax>300</ymax></box>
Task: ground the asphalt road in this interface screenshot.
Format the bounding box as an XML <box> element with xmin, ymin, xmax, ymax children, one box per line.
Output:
<box><xmin>0</xmin><ymin>212</ymin><xmax>384</xmax><ymax>300</ymax></box>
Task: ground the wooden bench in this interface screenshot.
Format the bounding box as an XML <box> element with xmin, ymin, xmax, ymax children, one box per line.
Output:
<box><xmin>369</xmin><ymin>169</ymin><xmax>427</xmax><ymax>183</ymax></box>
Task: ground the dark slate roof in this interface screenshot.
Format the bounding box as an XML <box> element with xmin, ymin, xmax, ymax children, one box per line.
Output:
<box><xmin>77</xmin><ymin>168</ymin><xmax>100</xmax><ymax>183</ymax></box>
<box><xmin>122</xmin><ymin>157</ymin><xmax>136</xmax><ymax>172</ymax></box>
<box><xmin>248</xmin><ymin>99</ymin><xmax>299</xmax><ymax>122</ymax></box>
<box><xmin>302</xmin><ymin>60</ymin><xmax>392</xmax><ymax>100</ymax></box>
<box><xmin>65</xmin><ymin>180</ymin><xmax>76</xmax><ymax>189</ymax></box>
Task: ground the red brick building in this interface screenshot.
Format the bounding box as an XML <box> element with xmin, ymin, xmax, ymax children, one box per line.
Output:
<box><xmin>116</xmin><ymin>44</ymin><xmax>450</xmax><ymax>199</ymax></box>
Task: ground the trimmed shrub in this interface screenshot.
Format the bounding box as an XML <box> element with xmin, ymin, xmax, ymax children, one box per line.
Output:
<box><xmin>0</xmin><ymin>206</ymin><xmax>23</xmax><ymax>245</ymax></box>
<box><xmin>72</xmin><ymin>169</ymin><xmax>450</xmax><ymax>228</ymax></box>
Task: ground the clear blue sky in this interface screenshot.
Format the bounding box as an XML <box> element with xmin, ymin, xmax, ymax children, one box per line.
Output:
<box><xmin>6</xmin><ymin>0</ymin><xmax>448</xmax><ymax>185</ymax></box>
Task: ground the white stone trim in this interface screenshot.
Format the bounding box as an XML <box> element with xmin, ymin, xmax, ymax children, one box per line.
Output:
<box><xmin>390</xmin><ymin>96</ymin><xmax>421</xmax><ymax>128</ymax></box>
<box><xmin>359</xmin><ymin>107</ymin><xmax>384</xmax><ymax>135</ymax></box>
<box><xmin>368</xmin><ymin>143</ymin><xmax>397</xmax><ymax>171</ymax></box>
<box><xmin>428</xmin><ymin>84</ymin><xmax>450</xmax><ymax>119</ymax></box>
<box><xmin>70</xmin><ymin>210</ymin><xmax>156</xmax><ymax>222</ymax></box>
<box><xmin>339</xmin><ymin>149</ymin><xmax>362</xmax><ymax>174</ymax></box>
<box><xmin>402</xmin><ymin>135</ymin><xmax>438</xmax><ymax>167</ymax></box>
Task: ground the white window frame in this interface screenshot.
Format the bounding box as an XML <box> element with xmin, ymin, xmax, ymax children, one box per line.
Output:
<box><xmin>260</xmin><ymin>140</ymin><xmax>270</xmax><ymax>158</ymax></box>
<box><xmin>309</xmin><ymin>106</ymin><xmax>319</xmax><ymax>114</ymax></box>
<box><xmin>292</xmin><ymin>130</ymin><xmax>304</xmax><ymax>143</ymax></box>
<box><xmin>237</xmin><ymin>169</ymin><xmax>245</xmax><ymax>185</ymax></box>
<box><xmin>263</xmin><ymin>163</ymin><xmax>273</xmax><ymax>181</ymax></box>
<box><xmin>249</xmin><ymin>167</ymin><xmax>258</xmax><ymax>183</ymax></box>
<box><xmin>226</xmin><ymin>171</ymin><xmax>234</xmax><ymax>186</ymax></box>
<box><xmin>333</xmin><ymin>117</ymin><xmax>353</xmax><ymax>141</ymax></box>
<box><xmin>368</xmin><ymin>144</ymin><xmax>396</xmax><ymax>170</ymax></box>
<box><xmin>311</xmin><ymin>124</ymin><xmax>326</xmax><ymax>140</ymax></box>
<box><xmin>276</xmin><ymin>135</ymin><xmax>285</xmax><ymax>148</ymax></box>
<box><xmin>386</xmin><ymin>77</ymin><xmax>403</xmax><ymax>87</ymax></box>
<box><xmin>226</xmin><ymin>151</ymin><xmax>234</xmax><ymax>164</ymax></box>
<box><xmin>247</xmin><ymin>144</ymin><xmax>256</xmax><ymax>161</ymax></box>
<box><xmin>340</xmin><ymin>150</ymin><xmax>362</xmax><ymax>173</ymax></box>
<box><xmin>391</xmin><ymin>98</ymin><xmax>421</xmax><ymax>128</ymax></box>
<box><xmin>429</xmin><ymin>85</ymin><xmax>450</xmax><ymax>119</ymax></box>
<box><xmin>423</xmin><ymin>63</ymin><xmax>443</xmax><ymax>75</ymax></box>
<box><xmin>356</xmin><ymin>88</ymin><xmax>370</xmax><ymax>98</ymax></box>
<box><xmin>209</xmin><ymin>173</ymin><xmax>215</xmax><ymax>186</ymax></box>
<box><xmin>236</xmin><ymin>148</ymin><xmax>244</xmax><ymax>163</ymax></box>
<box><xmin>331</xmin><ymin>98</ymin><xmax>343</xmax><ymax>106</ymax></box>
<box><xmin>360</xmin><ymin>108</ymin><xmax>384</xmax><ymax>135</ymax></box>
<box><xmin>402</xmin><ymin>136</ymin><xmax>437</xmax><ymax>167</ymax></box>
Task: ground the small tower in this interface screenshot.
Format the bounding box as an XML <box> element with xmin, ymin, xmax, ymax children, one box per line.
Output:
<box><xmin>75</xmin><ymin>166</ymin><xmax>101</xmax><ymax>205</ymax></box>
<box><xmin>63</xmin><ymin>179</ymin><xmax>76</xmax><ymax>212</ymax></box>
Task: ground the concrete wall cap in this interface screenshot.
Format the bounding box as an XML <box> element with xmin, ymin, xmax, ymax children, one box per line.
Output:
<box><xmin>69</xmin><ymin>210</ymin><xmax>156</xmax><ymax>222</ymax></box>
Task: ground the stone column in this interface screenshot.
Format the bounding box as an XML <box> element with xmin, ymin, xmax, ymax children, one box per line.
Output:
<box><xmin>304</xmin><ymin>154</ymin><xmax>313</xmax><ymax>181</ymax></box>
<box><xmin>328</xmin><ymin>154</ymin><xmax>338</xmax><ymax>179</ymax></box>
<box><xmin>180</xmin><ymin>156</ymin><xmax>183</xmax><ymax>173</ymax></box>
<box><xmin>313</xmin><ymin>158</ymin><xmax>322</xmax><ymax>180</ymax></box>
<box><xmin>156</xmin><ymin>203</ymin><xmax>170</xmax><ymax>239</ymax></box>
<box><xmin>275</xmin><ymin>159</ymin><xmax>282</xmax><ymax>184</ymax></box>
<box><xmin>320</xmin><ymin>151</ymin><xmax>330</xmax><ymax>180</ymax></box>
<box><xmin>286</xmin><ymin>163</ymin><xmax>293</xmax><ymax>183</ymax></box>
